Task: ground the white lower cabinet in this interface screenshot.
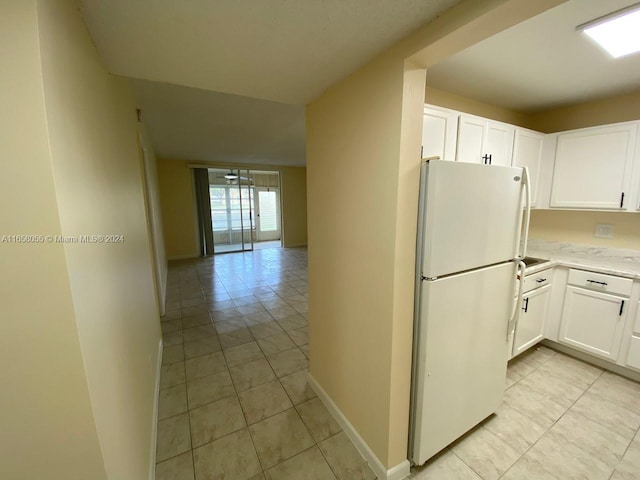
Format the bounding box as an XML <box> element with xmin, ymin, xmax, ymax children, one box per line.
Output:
<box><xmin>513</xmin><ymin>284</ymin><xmax>550</xmax><ymax>357</ymax></box>
<box><xmin>626</xmin><ymin>301</ymin><xmax>640</xmax><ymax>370</ymax></box>
<box><xmin>559</xmin><ymin>285</ymin><xmax>629</xmax><ymax>361</ymax></box>
<box><xmin>627</xmin><ymin>336</ymin><xmax>640</xmax><ymax>370</ymax></box>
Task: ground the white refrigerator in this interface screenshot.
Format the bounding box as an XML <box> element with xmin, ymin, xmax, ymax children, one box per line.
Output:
<box><xmin>409</xmin><ymin>159</ymin><xmax>530</xmax><ymax>465</ymax></box>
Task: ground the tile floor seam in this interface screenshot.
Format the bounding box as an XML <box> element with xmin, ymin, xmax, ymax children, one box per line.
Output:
<box><xmin>577</xmin><ymin>370</ymin><xmax>640</xmax><ymax>435</ymax></box>
<box><xmin>492</xmin><ymin>353</ymin><xmax>599</xmax><ymax>480</ymax></box>
<box><xmin>610</xmin><ymin>423</ymin><xmax>640</xmax><ymax>475</ymax></box>
<box><xmin>181</xmin><ymin>355</ymin><xmax>195</xmax><ymax>477</ymax></box>
<box><xmin>498</xmin><ymin>365</ymin><xmax>608</xmax><ymax>480</ymax></box>
<box><xmin>316</xmin><ymin>435</ymin><xmax>342</xmax><ymax>480</ymax></box>
<box><xmin>451</xmin><ymin>426</ymin><xmax>519</xmax><ymax>480</ymax></box>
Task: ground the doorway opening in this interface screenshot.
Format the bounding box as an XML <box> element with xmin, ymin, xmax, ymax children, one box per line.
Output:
<box><xmin>202</xmin><ymin>168</ymin><xmax>282</xmax><ymax>254</ymax></box>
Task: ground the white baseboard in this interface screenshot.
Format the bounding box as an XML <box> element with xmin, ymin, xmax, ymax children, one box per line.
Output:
<box><xmin>149</xmin><ymin>339</ymin><xmax>163</xmax><ymax>480</ymax></box>
<box><xmin>159</xmin><ymin>266</ymin><xmax>168</xmax><ymax>317</ymax></box>
<box><xmin>282</xmin><ymin>243</ymin><xmax>307</xmax><ymax>248</ymax></box>
<box><xmin>167</xmin><ymin>253</ymin><xmax>199</xmax><ymax>261</ymax></box>
<box><xmin>307</xmin><ymin>374</ymin><xmax>410</xmax><ymax>480</ymax></box>
<box><xmin>541</xmin><ymin>340</ymin><xmax>640</xmax><ymax>382</ymax></box>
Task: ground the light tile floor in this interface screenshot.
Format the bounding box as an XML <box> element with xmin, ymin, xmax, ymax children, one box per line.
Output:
<box><xmin>410</xmin><ymin>346</ymin><xmax>640</xmax><ymax>480</ymax></box>
<box><xmin>156</xmin><ymin>247</ymin><xmax>375</xmax><ymax>480</ymax></box>
<box><xmin>157</xmin><ymin>247</ymin><xmax>640</xmax><ymax>480</ymax></box>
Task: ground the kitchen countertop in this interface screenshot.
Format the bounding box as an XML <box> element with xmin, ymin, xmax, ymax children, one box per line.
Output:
<box><xmin>524</xmin><ymin>240</ymin><xmax>640</xmax><ymax>280</ymax></box>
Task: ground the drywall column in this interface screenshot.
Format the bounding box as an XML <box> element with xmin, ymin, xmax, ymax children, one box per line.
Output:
<box><xmin>0</xmin><ymin>1</ymin><xmax>107</xmax><ymax>478</ymax></box>
<box><xmin>307</xmin><ymin>51</ymin><xmax>408</xmax><ymax>470</ymax></box>
<box><xmin>306</xmin><ymin>0</ymin><xmax>567</xmax><ymax>473</ymax></box>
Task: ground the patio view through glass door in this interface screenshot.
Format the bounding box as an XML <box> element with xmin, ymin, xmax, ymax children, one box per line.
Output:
<box><xmin>255</xmin><ymin>188</ymin><xmax>281</xmax><ymax>242</ymax></box>
<box><xmin>209</xmin><ymin>168</ymin><xmax>254</xmax><ymax>253</ymax></box>
<box><xmin>207</xmin><ymin>168</ymin><xmax>281</xmax><ymax>254</ymax></box>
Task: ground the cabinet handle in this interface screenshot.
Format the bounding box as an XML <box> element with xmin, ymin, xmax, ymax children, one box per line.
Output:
<box><xmin>586</xmin><ymin>279</ymin><xmax>608</xmax><ymax>286</ymax></box>
<box><xmin>620</xmin><ymin>192</ymin><xmax>625</xmax><ymax>208</ymax></box>
<box><xmin>536</xmin><ymin>278</ymin><xmax>547</xmax><ymax>283</ymax></box>
<box><xmin>522</xmin><ymin>297</ymin><xmax>529</xmax><ymax>313</ymax></box>
<box><xmin>482</xmin><ymin>154</ymin><xmax>490</xmax><ymax>164</ymax></box>
<box><xmin>619</xmin><ymin>300</ymin><xmax>625</xmax><ymax>316</ymax></box>
<box><xmin>488</xmin><ymin>154</ymin><xmax>492</xmax><ymax>165</ymax></box>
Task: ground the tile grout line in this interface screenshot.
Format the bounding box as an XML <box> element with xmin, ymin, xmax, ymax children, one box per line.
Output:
<box><xmin>496</xmin><ymin>354</ymin><xmax>606</xmax><ymax>480</ymax></box>
<box><xmin>452</xmin><ymin>349</ymin><xmax>556</xmax><ymax>479</ymax></box>
<box><xmin>161</xmin><ymin>252</ymin><xmax>311</xmax><ymax>478</ymax></box>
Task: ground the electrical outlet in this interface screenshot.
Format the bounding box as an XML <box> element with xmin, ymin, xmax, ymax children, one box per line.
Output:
<box><xmin>594</xmin><ymin>224</ymin><xmax>614</xmax><ymax>239</ymax></box>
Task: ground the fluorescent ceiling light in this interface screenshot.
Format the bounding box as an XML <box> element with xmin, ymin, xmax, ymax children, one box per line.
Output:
<box><xmin>578</xmin><ymin>3</ymin><xmax>640</xmax><ymax>58</ymax></box>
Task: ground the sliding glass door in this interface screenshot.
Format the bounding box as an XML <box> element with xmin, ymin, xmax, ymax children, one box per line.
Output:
<box><xmin>195</xmin><ymin>167</ymin><xmax>282</xmax><ymax>255</ymax></box>
<box><xmin>208</xmin><ymin>168</ymin><xmax>254</xmax><ymax>253</ymax></box>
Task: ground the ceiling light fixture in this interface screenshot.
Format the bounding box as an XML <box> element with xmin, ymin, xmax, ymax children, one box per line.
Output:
<box><xmin>577</xmin><ymin>2</ymin><xmax>640</xmax><ymax>58</ymax></box>
<box><xmin>224</xmin><ymin>171</ymin><xmax>238</xmax><ymax>180</ymax></box>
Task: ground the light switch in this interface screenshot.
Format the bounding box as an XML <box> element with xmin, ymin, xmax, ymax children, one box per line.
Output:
<box><xmin>594</xmin><ymin>224</ymin><xmax>614</xmax><ymax>239</ymax></box>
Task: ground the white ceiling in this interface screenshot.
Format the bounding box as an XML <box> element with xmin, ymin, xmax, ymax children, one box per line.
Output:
<box><xmin>427</xmin><ymin>0</ymin><xmax>640</xmax><ymax>113</ymax></box>
<box><xmin>80</xmin><ymin>0</ymin><xmax>463</xmax><ymax>166</ymax></box>
<box><xmin>132</xmin><ymin>79</ymin><xmax>306</xmax><ymax>166</ymax></box>
<box><xmin>80</xmin><ymin>0</ymin><xmax>461</xmax><ymax>105</ymax></box>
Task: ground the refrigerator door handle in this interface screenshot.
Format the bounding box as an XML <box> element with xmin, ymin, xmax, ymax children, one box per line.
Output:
<box><xmin>508</xmin><ymin>260</ymin><xmax>527</xmax><ymax>340</ymax></box>
<box><xmin>518</xmin><ymin>166</ymin><xmax>531</xmax><ymax>260</ymax></box>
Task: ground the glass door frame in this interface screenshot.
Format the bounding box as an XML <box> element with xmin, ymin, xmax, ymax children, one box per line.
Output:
<box><xmin>209</xmin><ymin>167</ymin><xmax>255</xmax><ymax>254</ymax></box>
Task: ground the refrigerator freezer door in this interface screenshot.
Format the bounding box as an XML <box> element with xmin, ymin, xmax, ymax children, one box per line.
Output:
<box><xmin>420</xmin><ymin>160</ymin><xmax>524</xmax><ymax>279</ymax></box>
<box><xmin>410</xmin><ymin>262</ymin><xmax>514</xmax><ymax>465</ymax></box>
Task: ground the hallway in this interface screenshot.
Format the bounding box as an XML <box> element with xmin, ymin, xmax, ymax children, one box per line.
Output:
<box><xmin>156</xmin><ymin>247</ymin><xmax>376</xmax><ymax>479</ymax></box>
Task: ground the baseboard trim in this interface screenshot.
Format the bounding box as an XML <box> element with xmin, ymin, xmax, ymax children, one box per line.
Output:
<box><xmin>307</xmin><ymin>373</ymin><xmax>410</xmax><ymax>480</ymax></box>
<box><xmin>167</xmin><ymin>254</ymin><xmax>199</xmax><ymax>261</ymax></box>
<box><xmin>149</xmin><ymin>339</ymin><xmax>163</xmax><ymax>480</ymax></box>
<box><xmin>282</xmin><ymin>243</ymin><xmax>307</xmax><ymax>248</ymax></box>
<box><xmin>541</xmin><ymin>340</ymin><xmax>640</xmax><ymax>382</ymax></box>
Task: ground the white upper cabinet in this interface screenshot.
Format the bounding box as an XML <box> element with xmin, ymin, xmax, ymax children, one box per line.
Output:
<box><xmin>512</xmin><ymin>128</ymin><xmax>544</xmax><ymax>207</ymax></box>
<box><xmin>422</xmin><ymin>106</ymin><xmax>459</xmax><ymax>161</ymax></box>
<box><xmin>456</xmin><ymin>114</ymin><xmax>514</xmax><ymax>166</ymax></box>
<box><xmin>550</xmin><ymin>123</ymin><xmax>637</xmax><ymax>210</ymax></box>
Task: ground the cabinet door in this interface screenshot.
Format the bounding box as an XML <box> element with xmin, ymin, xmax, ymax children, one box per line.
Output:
<box><xmin>485</xmin><ymin>121</ymin><xmax>514</xmax><ymax>167</ymax></box>
<box><xmin>550</xmin><ymin>124</ymin><xmax>637</xmax><ymax>209</ymax></box>
<box><xmin>512</xmin><ymin>129</ymin><xmax>544</xmax><ymax>206</ymax></box>
<box><xmin>628</xmin><ymin>303</ymin><xmax>640</xmax><ymax>370</ymax></box>
<box><xmin>422</xmin><ymin>107</ymin><xmax>459</xmax><ymax>161</ymax></box>
<box><xmin>513</xmin><ymin>285</ymin><xmax>550</xmax><ymax>357</ymax></box>
<box><xmin>627</xmin><ymin>336</ymin><xmax>640</xmax><ymax>370</ymax></box>
<box><xmin>559</xmin><ymin>286</ymin><xmax>627</xmax><ymax>360</ymax></box>
<box><xmin>456</xmin><ymin>115</ymin><xmax>486</xmax><ymax>164</ymax></box>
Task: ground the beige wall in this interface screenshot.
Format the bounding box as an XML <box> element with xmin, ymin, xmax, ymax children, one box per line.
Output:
<box><xmin>157</xmin><ymin>159</ymin><xmax>199</xmax><ymax>258</ymax></box>
<box><xmin>530</xmin><ymin>90</ymin><xmax>640</xmax><ymax>133</ymax></box>
<box><xmin>36</xmin><ymin>1</ymin><xmax>161</xmax><ymax>479</ymax></box>
<box><xmin>307</xmin><ymin>53</ymin><xmax>406</xmax><ymax>467</ymax></box>
<box><xmin>157</xmin><ymin>159</ymin><xmax>307</xmax><ymax>258</ymax></box>
<box><xmin>280</xmin><ymin>166</ymin><xmax>308</xmax><ymax>247</ymax></box>
<box><xmin>306</xmin><ymin>0</ymin><xmax>565</xmax><ymax>470</ymax></box>
<box><xmin>426</xmin><ymin>85</ymin><xmax>534</xmax><ymax>128</ymax></box>
<box><xmin>139</xmin><ymin>127</ymin><xmax>169</xmax><ymax>313</ymax></box>
<box><xmin>0</xmin><ymin>1</ymin><xmax>107</xmax><ymax>478</ymax></box>
<box><xmin>530</xmin><ymin>211</ymin><xmax>640</xmax><ymax>250</ymax></box>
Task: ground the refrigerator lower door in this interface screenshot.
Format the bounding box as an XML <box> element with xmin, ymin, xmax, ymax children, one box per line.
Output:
<box><xmin>420</xmin><ymin>160</ymin><xmax>524</xmax><ymax>279</ymax></box>
<box><xmin>410</xmin><ymin>262</ymin><xmax>514</xmax><ymax>465</ymax></box>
